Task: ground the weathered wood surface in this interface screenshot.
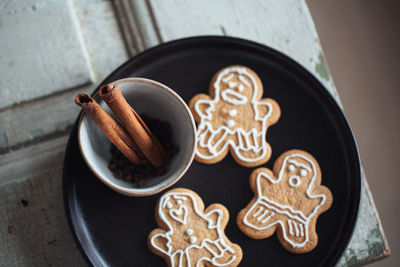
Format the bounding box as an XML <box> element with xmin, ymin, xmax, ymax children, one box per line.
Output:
<box><xmin>0</xmin><ymin>0</ymin><xmax>389</xmax><ymax>266</ymax></box>
<box><xmin>0</xmin><ymin>159</ymin><xmax>86</xmax><ymax>266</ymax></box>
<box><xmin>0</xmin><ymin>0</ymin><xmax>93</xmax><ymax>109</ymax></box>
<box><xmin>0</xmin><ymin>0</ymin><xmax>128</xmax><ymax>152</ymax></box>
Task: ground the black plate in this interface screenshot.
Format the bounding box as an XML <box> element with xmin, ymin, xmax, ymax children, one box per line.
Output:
<box><xmin>63</xmin><ymin>36</ymin><xmax>361</xmax><ymax>267</ymax></box>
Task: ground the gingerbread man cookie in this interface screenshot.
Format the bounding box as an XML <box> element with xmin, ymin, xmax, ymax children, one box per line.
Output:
<box><xmin>189</xmin><ymin>65</ymin><xmax>280</xmax><ymax>167</ymax></box>
<box><xmin>237</xmin><ymin>150</ymin><xmax>333</xmax><ymax>254</ymax></box>
<box><xmin>148</xmin><ymin>188</ymin><xmax>242</xmax><ymax>267</ymax></box>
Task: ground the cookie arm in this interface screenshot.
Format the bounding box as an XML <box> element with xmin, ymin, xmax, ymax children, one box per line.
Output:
<box><xmin>188</xmin><ymin>94</ymin><xmax>213</xmax><ymax>121</ymax></box>
<box><xmin>148</xmin><ymin>230</ymin><xmax>170</xmax><ymax>256</ymax></box>
<box><xmin>204</xmin><ymin>204</ymin><xmax>229</xmax><ymax>229</ymax></box>
<box><xmin>205</xmin><ymin>210</ymin><xmax>223</xmax><ymax>228</ymax></box>
<box><xmin>254</xmin><ymin>98</ymin><xmax>280</xmax><ymax>124</ymax></box>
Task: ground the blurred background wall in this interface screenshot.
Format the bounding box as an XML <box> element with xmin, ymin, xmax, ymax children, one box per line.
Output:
<box><xmin>307</xmin><ymin>1</ymin><xmax>399</xmax><ymax>266</ymax></box>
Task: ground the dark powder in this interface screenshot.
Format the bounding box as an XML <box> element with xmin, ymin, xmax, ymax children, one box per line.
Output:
<box><xmin>108</xmin><ymin>115</ymin><xmax>178</xmax><ymax>187</ymax></box>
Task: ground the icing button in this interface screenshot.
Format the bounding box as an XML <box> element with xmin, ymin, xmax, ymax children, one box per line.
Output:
<box><xmin>227</xmin><ymin>120</ymin><xmax>235</xmax><ymax>127</ymax></box>
<box><xmin>228</xmin><ymin>109</ymin><xmax>237</xmax><ymax>117</ymax></box>
<box><xmin>186</xmin><ymin>229</ymin><xmax>193</xmax><ymax>235</ymax></box>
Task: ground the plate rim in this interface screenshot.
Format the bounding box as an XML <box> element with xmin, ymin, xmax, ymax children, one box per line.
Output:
<box><xmin>63</xmin><ymin>35</ymin><xmax>361</xmax><ymax>267</ymax></box>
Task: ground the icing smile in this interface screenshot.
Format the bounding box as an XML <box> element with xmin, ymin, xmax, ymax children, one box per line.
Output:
<box><xmin>221</xmin><ymin>89</ymin><xmax>247</xmax><ymax>105</ymax></box>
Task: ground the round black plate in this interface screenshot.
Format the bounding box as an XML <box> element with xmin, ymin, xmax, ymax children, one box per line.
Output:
<box><xmin>63</xmin><ymin>36</ymin><xmax>361</xmax><ymax>267</ymax></box>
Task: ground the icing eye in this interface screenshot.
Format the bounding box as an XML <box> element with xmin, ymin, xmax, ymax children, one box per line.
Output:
<box><xmin>228</xmin><ymin>81</ymin><xmax>237</xmax><ymax>88</ymax></box>
<box><xmin>300</xmin><ymin>169</ymin><xmax>307</xmax><ymax>177</ymax></box>
<box><xmin>288</xmin><ymin>176</ymin><xmax>301</xmax><ymax>187</ymax></box>
<box><xmin>238</xmin><ymin>75</ymin><xmax>250</xmax><ymax>87</ymax></box>
<box><xmin>177</xmin><ymin>199</ymin><xmax>183</xmax><ymax>205</ymax></box>
<box><xmin>167</xmin><ymin>202</ymin><xmax>173</xmax><ymax>209</ymax></box>
<box><xmin>288</xmin><ymin>165</ymin><xmax>295</xmax><ymax>171</ymax></box>
<box><xmin>238</xmin><ymin>84</ymin><xmax>244</xmax><ymax>92</ymax></box>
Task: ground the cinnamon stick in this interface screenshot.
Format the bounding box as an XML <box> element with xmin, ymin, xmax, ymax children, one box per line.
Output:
<box><xmin>75</xmin><ymin>93</ymin><xmax>142</xmax><ymax>165</ymax></box>
<box><xmin>99</xmin><ymin>84</ymin><xmax>166</xmax><ymax>168</ymax></box>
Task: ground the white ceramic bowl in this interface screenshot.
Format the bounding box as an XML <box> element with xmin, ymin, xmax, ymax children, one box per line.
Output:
<box><xmin>77</xmin><ymin>78</ymin><xmax>196</xmax><ymax>196</ymax></box>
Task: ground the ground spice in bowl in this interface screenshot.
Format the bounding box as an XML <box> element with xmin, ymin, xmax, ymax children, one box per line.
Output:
<box><xmin>108</xmin><ymin>114</ymin><xmax>178</xmax><ymax>187</ymax></box>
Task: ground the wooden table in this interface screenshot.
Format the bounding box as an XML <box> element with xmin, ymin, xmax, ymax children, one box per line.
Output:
<box><xmin>0</xmin><ymin>0</ymin><xmax>390</xmax><ymax>266</ymax></box>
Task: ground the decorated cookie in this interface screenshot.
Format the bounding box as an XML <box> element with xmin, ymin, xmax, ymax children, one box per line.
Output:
<box><xmin>189</xmin><ymin>65</ymin><xmax>280</xmax><ymax>167</ymax></box>
<box><xmin>148</xmin><ymin>188</ymin><xmax>242</xmax><ymax>267</ymax></box>
<box><xmin>237</xmin><ymin>150</ymin><xmax>333</xmax><ymax>254</ymax></box>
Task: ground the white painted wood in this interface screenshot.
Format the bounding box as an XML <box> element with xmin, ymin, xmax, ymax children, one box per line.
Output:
<box><xmin>0</xmin><ymin>136</ymin><xmax>68</xmax><ymax>185</ymax></box>
<box><xmin>0</xmin><ymin>0</ymin><xmax>128</xmax><ymax>151</ymax></box>
<box><xmin>71</xmin><ymin>0</ymin><xmax>129</xmax><ymax>80</ymax></box>
<box><xmin>0</xmin><ymin>88</ymin><xmax>83</xmax><ymax>151</ymax></box>
<box><xmin>0</xmin><ymin>0</ymin><xmax>389</xmax><ymax>266</ymax></box>
<box><xmin>0</xmin><ymin>0</ymin><xmax>94</xmax><ymax>109</ymax></box>
<box><xmin>113</xmin><ymin>0</ymin><xmax>161</xmax><ymax>56</ymax></box>
<box><xmin>0</xmin><ymin>166</ymin><xmax>86</xmax><ymax>266</ymax></box>
<box><xmin>338</xmin><ymin>172</ymin><xmax>390</xmax><ymax>266</ymax></box>
<box><xmin>147</xmin><ymin>0</ymin><xmax>339</xmax><ymax>101</ymax></box>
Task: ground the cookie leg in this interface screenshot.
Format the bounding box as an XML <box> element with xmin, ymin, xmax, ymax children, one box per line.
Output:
<box><xmin>196</xmin><ymin>123</ymin><xmax>216</xmax><ymax>158</ymax></box>
<box><xmin>242</xmin><ymin>200</ymin><xmax>279</xmax><ymax>236</ymax></box>
<box><xmin>171</xmin><ymin>251</ymin><xmax>185</xmax><ymax>267</ymax></box>
<box><xmin>187</xmin><ymin>245</ymin><xmax>213</xmax><ymax>267</ymax></box>
<box><xmin>202</xmin><ymin>240</ymin><xmax>236</xmax><ymax>266</ymax></box>
<box><xmin>278</xmin><ymin>217</ymin><xmax>308</xmax><ymax>249</ymax></box>
<box><xmin>209</xmin><ymin>128</ymin><xmax>229</xmax><ymax>155</ymax></box>
<box><xmin>234</xmin><ymin>130</ymin><xmax>269</xmax><ymax>164</ymax></box>
<box><xmin>212</xmin><ymin>241</ymin><xmax>237</xmax><ymax>266</ymax></box>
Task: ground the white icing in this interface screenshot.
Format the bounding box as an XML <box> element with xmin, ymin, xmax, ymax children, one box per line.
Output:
<box><xmin>299</xmin><ymin>224</ymin><xmax>304</xmax><ymax>237</ymax></box>
<box><xmin>167</xmin><ymin>202</ymin><xmax>173</xmax><ymax>209</ymax></box>
<box><xmin>261</xmin><ymin>212</ymin><xmax>274</xmax><ymax>224</ymax></box>
<box><xmin>193</xmin><ymin>66</ymin><xmax>274</xmax><ymax>163</ymax></box>
<box><xmin>253</xmin><ymin>206</ymin><xmax>263</xmax><ymax>217</ymax></box>
<box><xmin>228</xmin><ymin>109</ymin><xmax>237</xmax><ymax>117</ymax></box>
<box><xmin>177</xmin><ymin>199</ymin><xmax>183</xmax><ymax>205</ymax></box>
<box><xmin>288</xmin><ymin>159</ymin><xmax>311</xmax><ymax>172</ymax></box>
<box><xmin>221</xmin><ymin>89</ymin><xmax>247</xmax><ymax>105</ymax></box>
<box><xmin>238</xmin><ymin>84</ymin><xmax>244</xmax><ymax>92</ymax></box>
<box><xmin>288</xmin><ymin>165</ymin><xmax>295</xmax><ymax>171</ymax></box>
<box><xmin>169</xmin><ymin>206</ymin><xmax>187</xmax><ymax>224</ymax></box>
<box><xmin>186</xmin><ymin>229</ymin><xmax>193</xmax><ymax>235</ymax></box>
<box><xmin>227</xmin><ymin>120</ymin><xmax>235</xmax><ymax>128</ymax></box>
<box><xmin>242</xmin><ymin>153</ymin><xmax>327</xmax><ymax>249</ymax></box>
<box><xmin>150</xmin><ymin>192</ymin><xmax>237</xmax><ymax>267</ymax></box>
<box><xmin>300</xmin><ymin>169</ymin><xmax>307</xmax><ymax>177</ymax></box>
<box><xmin>173</xmin><ymin>195</ymin><xmax>187</xmax><ymax>201</ymax></box>
<box><xmin>288</xmin><ymin>175</ymin><xmax>301</xmax><ymax>187</ymax></box>
<box><xmin>293</xmin><ymin>221</ymin><xmax>299</xmax><ymax>237</ymax></box>
<box><xmin>228</xmin><ymin>81</ymin><xmax>237</xmax><ymax>88</ymax></box>
<box><xmin>257</xmin><ymin>210</ymin><xmax>269</xmax><ymax>222</ymax></box>
<box><xmin>238</xmin><ymin>75</ymin><xmax>250</xmax><ymax>87</ymax></box>
<box><xmin>222</xmin><ymin>73</ymin><xmax>233</xmax><ymax>83</ymax></box>
<box><xmin>288</xmin><ymin>219</ymin><xmax>294</xmax><ymax>235</ymax></box>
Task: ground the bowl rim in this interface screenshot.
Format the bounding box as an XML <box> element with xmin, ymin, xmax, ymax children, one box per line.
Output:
<box><xmin>77</xmin><ymin>77</ymin><xmax>197</xmax><ymax>196</ymax></box>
